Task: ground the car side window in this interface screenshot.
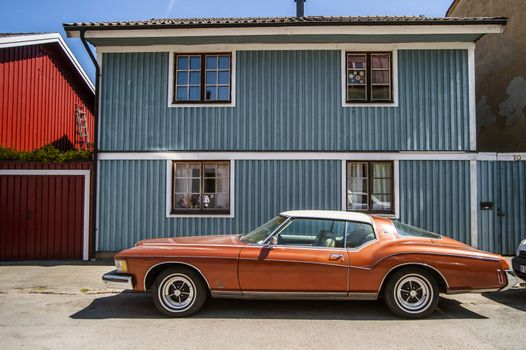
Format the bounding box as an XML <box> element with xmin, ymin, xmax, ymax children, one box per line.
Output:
<box><xmin>276</xmin><ymin>218</ymin><xmax>345</xmax><ymax>248</ymax></box>
<box><xmin>346</xmin><ymin>222</ymin><xmax>376</xmax><ymax>249</ymax></box>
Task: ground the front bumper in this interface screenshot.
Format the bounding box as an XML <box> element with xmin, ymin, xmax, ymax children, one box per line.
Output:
<box><xmin>511</xmin><ymin>255</ymin><xmax>526</xmax><ymax>280</ymax></box>
<box><xmin>102</xmin><ymin>270</ymin><xmax>134</xmax><ymax>290</ymax></box>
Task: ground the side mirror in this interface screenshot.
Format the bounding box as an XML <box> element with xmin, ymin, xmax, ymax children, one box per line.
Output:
<box><xmin>265</xmin><ymin>235</ymin><xmax>278</xmax><ymax>248</ymax></box>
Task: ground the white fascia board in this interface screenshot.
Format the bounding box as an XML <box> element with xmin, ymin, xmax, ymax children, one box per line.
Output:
<box><xmin>96</xmin><ymin>42</ymin><xmax>476</xmax><ymax>53</ymax></box>
<box><xmin>0</xmin><ymin>33</ymin><xmax>95</xmax><ymax>93</ymax></box>
<box><xmin>79</xmin><ymin>24</ymin><xmax>504</xmax><ymax>39</ymax></box>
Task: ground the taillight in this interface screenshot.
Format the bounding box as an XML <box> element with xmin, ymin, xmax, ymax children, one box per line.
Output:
<box><xmin>497</xmin><ymin>269</ymin><xmax>505</xmax><ymax>285</ymax></box>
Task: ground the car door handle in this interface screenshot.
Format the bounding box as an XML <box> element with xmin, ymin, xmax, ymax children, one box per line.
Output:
<box><xmin>329</xmin><ymin>254</ymin><xmax>344</xmax><ymax>261</ymax></box>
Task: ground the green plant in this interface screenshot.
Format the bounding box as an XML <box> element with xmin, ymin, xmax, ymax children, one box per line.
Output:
<box><xmin>0</xmin><ymin>145</ymin><xmax>93</xmax><ymax>162</ymax></box>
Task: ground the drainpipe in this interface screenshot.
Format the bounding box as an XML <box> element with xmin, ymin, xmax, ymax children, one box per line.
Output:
<box><xmin>80</xmin><ymin>30</ymin><xmax>99</xmax><ymax>261</ymax></box>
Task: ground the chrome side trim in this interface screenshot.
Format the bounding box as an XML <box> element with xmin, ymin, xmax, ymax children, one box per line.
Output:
<box><xmin>143</xmin><ymin>261</ymin><xmax>212</xmax><ymax>291</ymax></box>
<box><xmin>210</xmin><ymin>290</ymin><xmax>378</xmax><ymax>301</ymax></box>
<box><xmin>447</xmin><ymin>288</ymin><xmax>500</xmax><ymax>295</ymax></box>
<box><xmin>238</xmin><ymin>257</ymin><xmax>347</xmax><ymax>268</ymax></box>
<box><xmin>371</xmin><ymin>251</ymin><xmax>500</xmax><ymax>270</ymax></box>
<box><xmin>102</xmin><ymin>270</ymin><xmax>133</xmax><ymax>290</ymax></box>
<box><xmin>378</xmin><ymin>262</ymin><xmax>450</xmax><ymax>293</ymax></box>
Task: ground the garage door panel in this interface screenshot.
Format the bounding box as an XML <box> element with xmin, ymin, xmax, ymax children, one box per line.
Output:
<box><xmin>0</xmin><ymin>174</ymin><xmax>84</xmax><ymax>260</ymax></box>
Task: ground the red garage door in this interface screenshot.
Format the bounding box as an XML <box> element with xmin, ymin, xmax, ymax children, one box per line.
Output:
<box><xmin>0</xmin><ymin>173</ymin><xmax>87</xmax><ymax>260</ymax></box>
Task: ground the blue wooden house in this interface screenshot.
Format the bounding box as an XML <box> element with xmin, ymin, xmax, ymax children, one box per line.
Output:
<box><xmin>64</xmin><ymin>9</ymin><xmax>526</xmax><ymax>256</ymax></box>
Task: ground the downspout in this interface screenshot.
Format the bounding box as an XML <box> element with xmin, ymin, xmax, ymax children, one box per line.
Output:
<box><xmin>80</xmin><ymin>30</ymin><xmax>99</xmax><ymax>261</ymax></box>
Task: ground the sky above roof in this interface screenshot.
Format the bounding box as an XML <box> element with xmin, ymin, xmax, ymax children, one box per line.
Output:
<box><xmin>0</xmin><ymin>0</ymin><xmax>453</xmax><ymax>81</ymax></box>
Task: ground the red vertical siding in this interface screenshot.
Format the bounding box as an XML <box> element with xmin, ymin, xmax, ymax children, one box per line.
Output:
<box><xmin>0</xmin><ymin>43</ymin><xmax>94</xmax><ymax>151</ymax></box>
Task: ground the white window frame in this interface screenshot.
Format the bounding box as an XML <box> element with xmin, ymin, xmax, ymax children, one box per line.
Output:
<box><xmin>341</xmin><ymin>160</ymin><xmax>399</xmax><ymax>219</ymax></box>
<box><xmin>165</xmin><ymin>160</ymin><xmax>235</xmax><ymax>218</ymax></box>
<box><xmin>168</xmin><ymin>50</ymin><xmax>236</xmax><ymax>108</ymax></box>
<box><xmin>341</xmin><ymin>49</ymin><xmax>398</xmax><ymax>108</ymax></box>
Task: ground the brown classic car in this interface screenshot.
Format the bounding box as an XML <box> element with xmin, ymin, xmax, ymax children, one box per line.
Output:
<box><xmin>103</xmin><ymin>210</ymin><xmax>520</xmax><ymax>318</ymax></box>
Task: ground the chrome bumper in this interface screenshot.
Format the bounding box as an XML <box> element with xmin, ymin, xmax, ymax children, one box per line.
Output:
<box><xmin>501</xmin><ymin>269</ymin><xmax>524</xmax><ymax>291</ymax></box>
<box><xmin>102</xmin><ymin>270</ymin><xmax>133</xmax><ymax>290</ymax></box>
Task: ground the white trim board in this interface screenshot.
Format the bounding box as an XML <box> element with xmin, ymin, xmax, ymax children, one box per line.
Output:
<box><xmin>468</xmin><ymin>48</ymin><xmax>476</xmax><ymax>151</ymax></box>
<box><xmin>0</xmin><ymin>169</ymin><xmax>91</xmax><ymax>261</ymax></box>
<box><xmin>96</xmin><ymin>42</ymin><xmax>476</xmax><ymax>54</ymax></box>
<box><xmin>469</xmin><ymin>160</ymin><xmax>478</xmax><ymax>248</ymax></box>
<box><xmin>73</xmin><ymin>24</ymin><xmax>504</xmax><ymax>39</ymax></box>
<box><xmin>0</xmin><ymin>33</ymin><xmax>95</xmax><ymax>93</ymax></box>
<box><xmin>98</xmin><ymin>151</ymin><xmax>526</xmax><ymax>162</ymax></box>
<box><xmin>165</xmin><ymin>160</ymin><xmax>235</xmax><ymax>218</ymax></box>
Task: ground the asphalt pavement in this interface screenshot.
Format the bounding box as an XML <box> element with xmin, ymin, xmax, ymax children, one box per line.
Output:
<box><xmin>0</xmin><ymin>262</ymin><xmax>525</xmax><ymax>350</ymax></box>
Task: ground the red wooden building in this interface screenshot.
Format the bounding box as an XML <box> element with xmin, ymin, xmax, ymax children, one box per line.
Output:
<box><xmin>0</xmin><ymin>33</ymin><xmax>95</xmax><ymax>260</ymax></box>
<box><xmin>0</xmin><ymin>33</ymin><xmax>95</xmax><ymax>151</ymax></box>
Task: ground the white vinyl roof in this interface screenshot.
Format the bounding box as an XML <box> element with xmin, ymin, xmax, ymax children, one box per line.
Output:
<box><xmin>280</xmin><ymin>210</ymin><xmax>372</xmax><ymax>224</ymax></box>
<box><xmin>0</xmin><ymin>33</ymin><xmax>95</xmax><ymax>93</ymax></box>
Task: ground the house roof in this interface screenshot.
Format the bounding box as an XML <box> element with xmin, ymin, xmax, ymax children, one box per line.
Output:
<box><xmin>0</xmin><ymin>32</ymin><xmax>95</xmax><ymax>93</ymax></box>
<box><xmin>64</xmin><ymin>15</ymin><xmax>507</xmax><ymax>31</ymax></box>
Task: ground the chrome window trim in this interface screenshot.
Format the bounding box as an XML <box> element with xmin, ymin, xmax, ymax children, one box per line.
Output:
<box><xmin>344</xmin><ymin>220</ymin><xmax>379</xmax><ymax>251</ymax></box>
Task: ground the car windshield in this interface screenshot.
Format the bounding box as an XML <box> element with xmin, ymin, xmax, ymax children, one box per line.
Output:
<box><xmin>239</xmin><ymin>216</ymin><xmax>288</xmax><ymax>244</ymax></box>
<box><xmin>392</xmin><ymin>221</ymin><xmax>442</xmax><ymax>239</ymax></box>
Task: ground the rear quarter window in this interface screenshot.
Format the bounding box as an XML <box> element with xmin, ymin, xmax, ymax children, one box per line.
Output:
<box><xmin>392</xmin><ymin>221</ymin><xmax>442</xmax><ymax>239</ymax></box>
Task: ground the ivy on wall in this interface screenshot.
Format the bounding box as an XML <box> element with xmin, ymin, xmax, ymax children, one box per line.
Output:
<box><xmin>0</xmin><ymin>145</ymin><xmax>93</xmax><ymax>162</ymax></box>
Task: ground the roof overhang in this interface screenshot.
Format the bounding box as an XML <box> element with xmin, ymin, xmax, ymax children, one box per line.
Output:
<box><xmin>0</xmin><ymin>33</ymin><xmax>95</xmax><ymax>93</ymax></box>
<box><xmin>64</xmin><ymin>21</ymin><xmax>506</xmax><ymax>47</ymax></box>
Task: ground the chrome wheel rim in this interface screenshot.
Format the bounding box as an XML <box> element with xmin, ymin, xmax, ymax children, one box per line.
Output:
<box><xmin>159</xmin><ymin>274</ymin><xmax>196</xmax><ymax>312</ymax></box>
<box><xmin>394</xmin><ymin>275</ymin><xmax>432</xmax><ymax>314</ymax></box>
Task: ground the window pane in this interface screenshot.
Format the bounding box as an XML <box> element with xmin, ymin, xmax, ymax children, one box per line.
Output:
<box><xmin>371</xmin><ymin>54</ymin><xmax>390</xmax><ymax>69</ymax></box>
<box><xmin>189</xmin><ymin>87</ymin><xmax>200</xmax><ymax>100</ymax></box>
<box><xmin>371</xmin><ymin>85</ymin><xmax>390</xmax><ymax>100</ymax></box>
<box><xmin>203</xmin><ymin>163</ymin><xmax>216</xmax><ymax>177</ymax></box>
<box><xmin>216</xmin><ymin>177</ymin><xmax>229</xmax><ymax>193</ymax></box>
<box><xmin>372</xmin><ymin>162</ymin><xmax>392</xmax><ymax>177</ymax></box>
<box><xmin>372</xmin><ymin>195</ymin><xmax>392</xmax><ymax>211</ymax></box>
<box><xmin>373</xmin><ymin>179</ymin><xmax>392</xmax><ymax>194</ymax></box>
<box><xmin>175</xmin><ymin>193</ymin><xmax>200</xmax><ymax>209</ymax></box>
<box><xmin>174</xmin><ymin>178</ymin><xmax>189</xmax><ymax>193</ymax></box>
<box><xmin>206</xmin><ymin>71</ymin><xmax>217</xmax><ymax>85</ymax></box>
<box><xmin>372</xmin><ymin>70</ymin><xmax>390</xmax><ymax>84</ymax></box>
<box><xmin>347</xmin><ymin>54</ymin><xmax>366</xmax><ymax>69</ymax></box>
<box><xmin>348</xmin><ymin>86</ymin><xmax>366</xmax><ymax>101</ymax></box>
<box><xmin>206</xmin><ymin>56</ymin><xmax>218</xmax><ymax>69</ymax></box>
<box><xmin>218</xmin><ymin>87</ymin><xmax>230</xmax><ymax>100</ymax></box>
<box><xmin>176</xmin><ymin>87</ymin><xmax>187</xmax><ymax>100</ymax></box>
<box><xmin>277</xmin><ymin>219</ymin><xmax>345</xmax><ymax>248</ymax></box>
<box><xmin>204</xmin><ymin>193</ymin><xmax>229</xmax><ymax>209</ymax></box>
<box><xmin>176</xmin><ymin>71</ymin><xmax>188</xmax><ymax>84</ymax></box>
<box><xmin>218</xmin><ymin>71</ymin><xmax>230</xmax><ymax>84</ymax></box>
<box><xmin>348</xmin><ymin>70</ymin><xmax>366</xmax><ymax>85</ymax></box>
<box><xmin>177</xmin><ymin>56</ymin><xmax>188</xmax><ymax>70</ymax></box>
<box><xmin>347</xmin><ymin>162</ymin><xmax>367</xmax><ymax>177</ymax></box>
<box><xmin>205</xmin><ymin>87</ymin><xmax>217</xmax><ymax>100</ymax></box>
<box><xmin>204</xmin><ymin>178</ymin><xmax>215</xmax><ymax>193</ymax></box>
<box><xmin>346</xmin><ymin>222</ymin><xmax>376</xmax><ymax>248</ymax></box>
<box><xmin>218</xmin><ymin>55</ymin><xmax>230</xmax><ymax>69</ymax></box>
<box><xmin>190</xmin><ymin>56</ymin><xmax>201</xmax><ymax>69</ymax></box>
<box><xmin>217</xmin><ymin>163</ymin><xmax>229</xmax><ymax>177</ymax></box>
<box><xmin>189</xmin><ymin>71</ymin><xmax>200</xmax><ymax>84</ymax></box>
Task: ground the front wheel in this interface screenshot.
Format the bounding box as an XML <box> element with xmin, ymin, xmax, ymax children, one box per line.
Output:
<box><xmin>152</xmin><ymin>267</ymin><xmax>207</xmax><ymax>317</ymax></box>
<box><xmin>384</xmin><ymin>267</ymin><xmax>439</xmax><ymax>319</ymax></box>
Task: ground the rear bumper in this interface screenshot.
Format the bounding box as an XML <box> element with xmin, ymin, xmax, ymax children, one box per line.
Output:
<box><xmin>102</xmin><ymin>270</ymin><xmax>134</xmax><ymax>290</ymax></box>
<box><xmin>500</xmin><ymin>269</ymin><xmax>522</xmax><ymax>291</ymax></box>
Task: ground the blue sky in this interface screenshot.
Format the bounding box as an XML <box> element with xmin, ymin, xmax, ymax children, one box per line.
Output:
<box><xmin>0</xmin><ymin>0</ymin><xmax>453</xmax><ymax>81</ymax></box>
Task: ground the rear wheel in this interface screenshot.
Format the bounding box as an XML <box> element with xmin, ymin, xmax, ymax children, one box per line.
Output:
<box><xmin>384</xmin><ymin>267</ymin><xmax>439</xmax><ymax>319</ymax></box>
<box><xmin>152</xmin><ymin>267</ymin><xmax>207</xmax><ymax>317</ymax></box>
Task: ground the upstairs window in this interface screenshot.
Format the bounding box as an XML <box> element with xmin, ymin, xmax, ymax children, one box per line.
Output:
<box><xmin>346</xmin><ymin>52</ymin><xmax>392</xmax><ymax>103</ymax></box>
<box><xmin>346</xmin><ymin>161</ymin><xmax>394</xmax><ymax>214</ymax></box>
<box><xmin>173</xmin><ymin>53</ymin><xmax>232</xmax><ymax>104</ymax></box>
<box><xmin>172</xmin><ymin>161</ymin><xmax>230</xmax><ymax>215</ymax></box>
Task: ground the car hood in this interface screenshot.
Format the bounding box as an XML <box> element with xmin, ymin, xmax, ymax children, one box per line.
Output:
<box><xmin>135</xmin><ymin>234</ymin><xmax>242</xmax><ymax>247</ymax></box>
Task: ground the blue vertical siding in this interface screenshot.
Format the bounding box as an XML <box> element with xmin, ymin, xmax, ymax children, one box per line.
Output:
<box><xmin>478</xmin><ymin>161</ymin><xmax>526</xmax><ymax>255</ymax></box>
<box><xmin>399</xmin><ymin>160</ymin><xmax>471</xmax><ymax>243</ymax></box>
<box><xmin>98</xmin><ymin>159</ymin><xmax>341</xmax><ymax>251</ymax></box>
<box><xmin>100</xmin><ymin>49</ymin><xmax>469</xmax><ymax>152</ymax></box>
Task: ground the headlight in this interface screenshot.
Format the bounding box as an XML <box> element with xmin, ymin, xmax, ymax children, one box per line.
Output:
<box><xmin>517</xmin><ymin>239</ymin><xmax>526</xmax><ymax>257</ymax></box>
<box><xmin>115</xmin><ymin>259</ymin><xmax>128</xmax><ymax>273</ymax></box>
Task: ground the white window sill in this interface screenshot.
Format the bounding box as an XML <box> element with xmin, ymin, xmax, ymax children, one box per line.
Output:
<box><xmin>168</xmin><ymin>103</ymin><xmax>236</xmax><ymax>108</ymax></box>
<box><xmin>342</xmin><ymin>102</ymin><xmax>399</xmax><ymax>108</ymax></box>
<box><xmin>166</xmin><ymin>214</ymin><xmax>234</xmax><ymax>219</ymax></box>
